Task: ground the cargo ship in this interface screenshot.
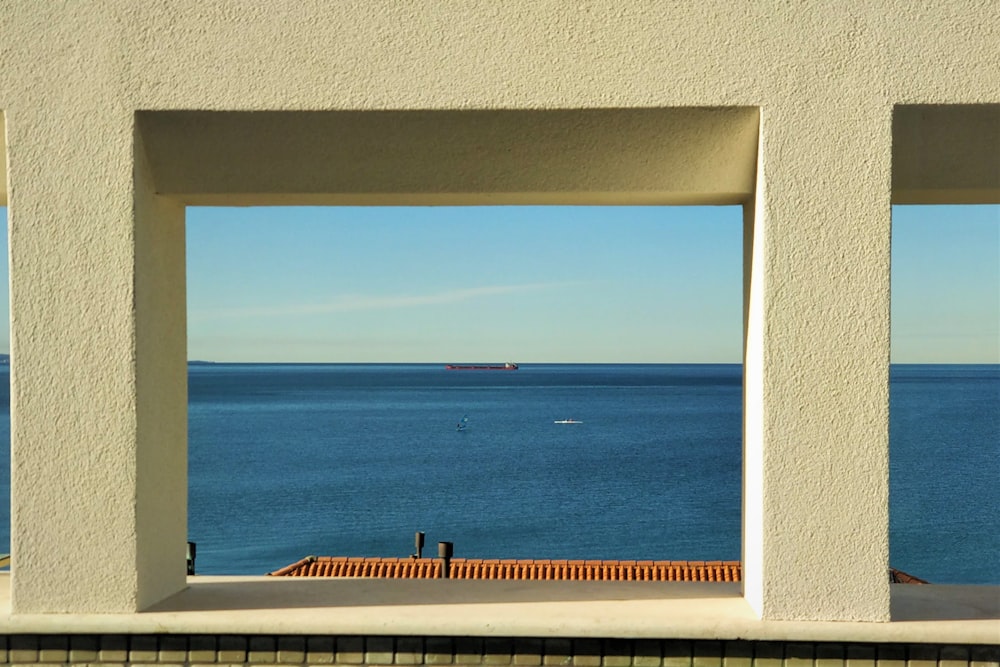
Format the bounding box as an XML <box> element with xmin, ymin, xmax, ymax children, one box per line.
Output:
<box><xmin>445</xmin><ymin>362</ymin><xmax>518</xmax><ymax>370</ymax></box>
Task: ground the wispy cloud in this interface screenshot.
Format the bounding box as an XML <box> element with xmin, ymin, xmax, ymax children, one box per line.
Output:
<box><xmin>191</xmin><ymin>283</ymin><xmax>574</xmax><ymax>320</ymax></box>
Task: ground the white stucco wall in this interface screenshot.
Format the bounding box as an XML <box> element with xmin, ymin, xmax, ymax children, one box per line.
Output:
<box><xmin>1</xmin><ymin>112</ymin><xmax>6</xmax><ymax>205</ymax></box>
<box><xmin>0</xmin><ymin>0</ymin><xmax>997</xmax><ymax>620</ymax></box>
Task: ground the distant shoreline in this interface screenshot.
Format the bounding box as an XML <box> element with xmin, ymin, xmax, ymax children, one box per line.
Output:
<box><xmin>185</xmin><ymin>360</ymin><xmax>999</xmax><ymax>367</ymax></box>
<box><xmin>0</xmin><ymin>357</ymin><xmax>993</xmax><ymax>367</ymax></box>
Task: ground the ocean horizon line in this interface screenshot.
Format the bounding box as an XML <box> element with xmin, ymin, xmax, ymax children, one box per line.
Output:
<box><xmin>185</xmin><ymin>360</ymin><xmax>1000</xmax><ymax>367</ymax></box>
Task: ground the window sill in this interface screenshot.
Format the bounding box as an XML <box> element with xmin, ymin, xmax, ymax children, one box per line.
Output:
<box><xmin>0</xmin><ymin>576</ymin><xmax>996</xmax><ymax>643</ymax></box>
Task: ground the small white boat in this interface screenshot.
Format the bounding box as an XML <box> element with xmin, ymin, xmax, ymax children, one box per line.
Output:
<box><xmin>554</xmin><ymin>419</ymin><xmax>582</xmax><ymax>424</ymax></box>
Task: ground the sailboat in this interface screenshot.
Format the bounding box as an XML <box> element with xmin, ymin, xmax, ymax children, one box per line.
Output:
<box><xmin>456</xmin><ymin>415</ymin><xmax>469</xmax><ymax>431</ymax></box>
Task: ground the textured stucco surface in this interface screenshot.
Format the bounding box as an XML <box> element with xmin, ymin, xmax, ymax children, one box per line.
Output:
<box><xmin>1</xmin><ymin>112</ymin><xmax>6</xmax><ymax>205</ymax></box>
<box><xmin>133</xmin><ymin>127</ymin><xmax>189</xmax><ymax>610</ymax></box>
<box><xmin>137</xmin><ymin>109</ymin><xmax>759</xmax><ymax>205</ymax></box>
<box><xmin>0</xmin><ymin>0</ymin><xmax>998</xmax><ymax>621</ymax></box>
<box><xmin>893</xmin><ymin>105</ymin><xmax>1000</xmax><ymax>204</ymax></box>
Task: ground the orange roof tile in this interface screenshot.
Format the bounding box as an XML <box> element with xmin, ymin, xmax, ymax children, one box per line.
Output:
<box><xmin>269</xmin><ymin>557</ymin><xmax>742</xmax><ymax>581</ymax></box>
<box><xmin>269</xmin><ymin>557</ymin><xmax>928</xmax><ymax>583</ymax></box>
<box><xmin>889</xmin><ymin>567</ymin><xmax>929</xmax><ymax>584</ymax></box>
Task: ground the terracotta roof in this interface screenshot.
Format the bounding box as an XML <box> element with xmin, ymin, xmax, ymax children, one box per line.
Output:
<box><xmin>269</xmin><ymin>557</ymin><xmax>929</xmax><ymax>583</ymax></box>
<box><xmin>270</xmin><ymin>556</ymin><xmax>443</xmax><ymax>578</ymax></box>
<box><xmin>270</xmin><ymin>557</ymin><xmax>741</xmax><ymax>581</ymax></box>
<box><xmin>889</xmin><ymin>567</ymin><xmax>929</xmax><ymax>584</ymax></box>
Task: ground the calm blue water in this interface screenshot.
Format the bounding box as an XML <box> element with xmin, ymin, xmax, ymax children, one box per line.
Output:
<box><xmin>187</xmin><ymin>364</ymin><xmax>744</xmax><ymax>575</ymax></box>
<box><xmin>889</xmin><ymin>364</ymin><xmax>999</xmax><ymax>583</ymax></box>
<box><xmin>0</xmin><ymin>364</ymin><xmax>996</xmax><ymax>583</ymax></box>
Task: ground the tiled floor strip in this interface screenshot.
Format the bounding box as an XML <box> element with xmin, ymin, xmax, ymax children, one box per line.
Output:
<box><xmin>0</xmin><ymin>636</ymin><xmax>995</xmax><ymax>667</ymax></box>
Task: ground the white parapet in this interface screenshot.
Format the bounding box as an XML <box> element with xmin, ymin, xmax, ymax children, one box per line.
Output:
<box><xmin>0</xmin><ymin>0</ymin><xmax>997</xmax><ymax>620</ymax></box>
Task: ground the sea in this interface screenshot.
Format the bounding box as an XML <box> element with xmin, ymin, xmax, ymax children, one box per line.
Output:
<box><xmin>0</xmin><ymin>363</ymin><xmax>997</xmax><ymax>584</ymax></box>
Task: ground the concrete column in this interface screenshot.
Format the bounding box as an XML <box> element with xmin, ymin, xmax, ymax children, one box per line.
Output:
<box><xmin>8</xmin><ymin>107</ymin><xmax>187</xmax><ymax>613</ymax></box>
<box><xmin>742</xmin><ymin>105</ymin><xmax>892</xmax><ymax>621</ymax></box>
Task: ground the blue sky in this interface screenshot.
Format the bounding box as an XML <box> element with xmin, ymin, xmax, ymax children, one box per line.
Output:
<box><xmin>0</xmin><ymin>204</ymin><xmax>997</xmax><ymax>363</ymax></box>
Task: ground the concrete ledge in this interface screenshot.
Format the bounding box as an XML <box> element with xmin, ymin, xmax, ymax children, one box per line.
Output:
<box><xmin>0</xmin><ymin>576</ymin><xmax>996</xmax><ymax>644</ymax></box>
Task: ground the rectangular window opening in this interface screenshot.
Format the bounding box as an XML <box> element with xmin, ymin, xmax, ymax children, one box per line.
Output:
<box><xmin>889</xmin><ymin>203</ymin><xmax>1000</xmax><ymax>585</ymax></box>
<box><xmin>185</xmin><ymin>205</ymin><xmax>746</xmax><ymax>578</ymax></box>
